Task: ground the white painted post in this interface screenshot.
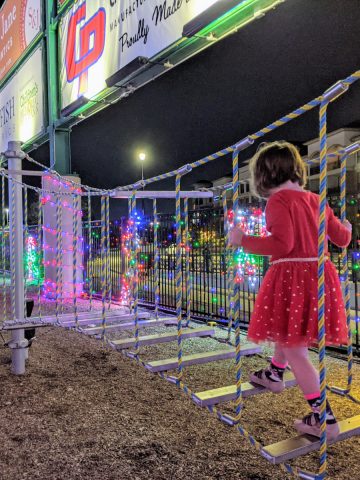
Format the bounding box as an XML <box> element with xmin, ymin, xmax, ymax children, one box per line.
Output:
<box><xmin>5</xmin><ymin>141</ymin><xmax>28</xmax><ymax>375</ymax></box>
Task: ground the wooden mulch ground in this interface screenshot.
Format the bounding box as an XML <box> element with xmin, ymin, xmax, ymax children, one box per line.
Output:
<box><xmin>1</xmin><ymin>304</ymin><xmax>360</xmax><ymax>480</ymax></box>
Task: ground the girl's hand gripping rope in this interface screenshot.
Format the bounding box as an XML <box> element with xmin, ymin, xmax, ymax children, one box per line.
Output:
<box><xmin>229</xmin><ymin>225</ymin><xmax>245</xmax><ymax>247</ymax></box>
<box><xmin>342</xmin><ymin>219</ymin><xmax>352</xmax><ymax>232</ymax></box>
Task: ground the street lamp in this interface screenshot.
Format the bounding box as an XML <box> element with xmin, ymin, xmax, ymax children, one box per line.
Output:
<box><xmin>139</xmin><ymin>152</ymin><xmax>146</xmax><ymax>182</ymax></box>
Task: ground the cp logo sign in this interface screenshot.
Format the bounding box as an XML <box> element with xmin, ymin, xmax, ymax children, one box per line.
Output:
<box><xmin>65</xmin><ymin>3</ymin><xmax>106</xmax><ymax>95</ymax></box>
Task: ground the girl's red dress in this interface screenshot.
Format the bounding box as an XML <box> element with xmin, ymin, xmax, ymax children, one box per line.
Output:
<box><xmin>241</xmin><ymin>190</ymin><xmax>351</xmax><ymax>347</ymax></box>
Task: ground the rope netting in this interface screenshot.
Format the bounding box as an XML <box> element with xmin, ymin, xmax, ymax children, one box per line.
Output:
<box><xmin>0</xmin><ymin>70</ymin><xmax>358</xmax><ymax>197</ymax></box>
<box><xmin>1</xmin><ymin>67</ymin><xmax>360</xmax><ymax>480</ymax></box>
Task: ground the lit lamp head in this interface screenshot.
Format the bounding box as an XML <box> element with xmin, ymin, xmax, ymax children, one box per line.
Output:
<box><xmin>139</xmin><ymin>152</ymin><xmax>146</xmax><ymax>162</ymax></box>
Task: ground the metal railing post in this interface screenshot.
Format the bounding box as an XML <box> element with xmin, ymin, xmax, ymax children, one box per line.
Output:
<box><xmin>5</xmin><ymin>141</ymin><xmax>28</xmax><ymax>375</ymax></box>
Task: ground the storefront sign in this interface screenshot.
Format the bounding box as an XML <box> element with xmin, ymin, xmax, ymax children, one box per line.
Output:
<box><xmin>0</xmin><ymin>46</ymin><xmax>44</xmax><ymax>152</ymax></box>
<box><xmin>60</xmin><ymin>0</ymin><xmax>219</xmax><ymax>109</ymax></box>
<box><xmin>0</xmin><ymin>0</ymin><xmax>42</xmax><ymax>81</ymax></box>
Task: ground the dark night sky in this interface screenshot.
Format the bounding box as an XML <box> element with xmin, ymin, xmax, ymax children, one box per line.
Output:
<box><xmin>20</xmin><ymin>0</ymin><xmax>360</xmax><ymax>212</ymax></box>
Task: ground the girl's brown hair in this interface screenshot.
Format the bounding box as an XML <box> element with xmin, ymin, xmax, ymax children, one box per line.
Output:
<box><xmin>249</xmin><ymin>141</ymin><xmax>307</xmax><ymax>198</ymax></box>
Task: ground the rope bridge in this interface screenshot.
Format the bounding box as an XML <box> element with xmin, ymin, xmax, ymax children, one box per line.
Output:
<box><xmin>1</xmin><ymin>68</ymin><xmax>360</xmax><ymax>479</ymax></box>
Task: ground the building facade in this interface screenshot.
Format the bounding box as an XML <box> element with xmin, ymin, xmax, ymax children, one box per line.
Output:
<box><xmin>191</xmin><ymin>128</ymin><xmax>360</xmax><ymax>240</ymax></box>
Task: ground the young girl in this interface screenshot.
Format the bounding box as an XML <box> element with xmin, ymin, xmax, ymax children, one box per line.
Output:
<box><xmin>230</xmin><ymin>141</ymin><xmax>352</xmax><ymax>440</ymax></box>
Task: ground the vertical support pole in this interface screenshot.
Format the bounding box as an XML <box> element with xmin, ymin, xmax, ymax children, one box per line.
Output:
<box><xmin>339</xmin><ymin>152</ymin><xmax>353</xmax><ymax>394</ymax></box>
<box><xmin>23</xmin><ymin>187</ymin><xmax>28</xmax><ymax>319</ymax></box>
<box><xmin>55</xmin><ymin>190</ymin><xmax>62</xmax><ymax>322</ymax></box>
<box><xmin>1</xmin><ymin>173</ymin><xmax>7</xmax><ymax>327</ymax></box>
<box><xmin>120</xmin><ymin>216</ymin><xmax>128</xmax><ymax>308</ymax></box>
<box><xmin>153</xmin><ymin>199</ymin><xmax>160</xmax><ymax>318</ymax></box>
<box><xmin>54</xmin><ymin>129</ymin><xmax>72</xmax><ymax>174</ymax></box>
<box><xmin>129</xmin><ymin>191</ymin><xmax>140</xmax><ymax>356</ymax></box>
<box><xmin>5</xmin><ymin>141</ymin><xmax>27</xmax><ymax>375</ymax></box>
<box><xmin>45</xmin><ymin>0</ymin><xmax>72</xmax><ymax>174</ymax></box>
<box><xmin>223</xmin><ymin>194</ymin><xmax>234</xmax><ymax>343</ymax></box>
<box><xmin>23</xmin><ymin>187</ymin><xmax>29</xmax><ymax>362</ymax></box>
<box><xmin>72</xmin><ymin>193</ymin><xmax>79</xmax><ymax>328</ymax></box>
<box><xmin>175</xmin><ymin>174</ymin><xmax>183</xmax><ymax>381</ymax></box>
<box><xmin>317</xmin><ymin>87</ymin><xmax>347</xmax><ymax>474</ymax></box>
<box><xmin>127</xmin><ymin>197</ymin><xmax>134</xmax><ymax>313</ymax></box>
<box><xmin>87</xmin><ymin>193</ymin><xmax>93</xmax><ymax>311</ymax></box>
<box><xmin>232</xmin><ymin>148</ymin><xmax>242</xmax><ymax>422</ymax></box>
<box><xmin>172</xmin><ymin>164</ymin><xmax>192</xmax><ymax>382</ymax></box>
<box><xmin>184</xmin><ymin>198</ymin><xmax>191</xmax><ymax>327</ymax></box>
<box><xmin>106</xmin><ymin>196</ymin><xmax>111</xmax><ymax>310</ymax></box>
<box><xmin>100</xmin><ymin>195</ymin><xmax>107</xmax><ymax>339</ymax></box>
<box><xmin>318</xmin><ymin>100</ymin><xmax>329</xmax><ymax>476</ymax></box>
<box><xmin>37</xmin><ymin>194</ymin><xmax>43</xmax><ymax>320</ymax></box>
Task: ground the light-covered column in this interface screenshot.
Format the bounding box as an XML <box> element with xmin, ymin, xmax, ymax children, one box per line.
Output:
<box><xmin>42</xmin><ymin>175</ymin><xmax>83</xmax><ymax>300</ymax></box>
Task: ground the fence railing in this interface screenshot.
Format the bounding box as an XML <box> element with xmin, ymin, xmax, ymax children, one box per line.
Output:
<box><xmin>81</xmin><ymin>206</ymin><xmax>360</xmax><ymax>354</ymax></box>
<box><xmin>4</xmin><ymin>207</ymin><xmax>357</xmax><ymax>353</ymax></box>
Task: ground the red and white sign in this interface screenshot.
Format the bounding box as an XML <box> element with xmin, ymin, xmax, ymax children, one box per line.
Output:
<box><xmin>59</xmin><ymin>0</ymin><xmax>219</xmax><ymax>109</ymax></box>
<box><xmin>0</xmin><ymin>0</ymin><xmax>42</xmax><ymax>81</ymax></box>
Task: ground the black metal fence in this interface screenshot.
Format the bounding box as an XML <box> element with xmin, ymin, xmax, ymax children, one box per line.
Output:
<box><xmin>134</xmin><ymin>207</ymin><xmax>265</xmax><ymax>323</ymax></box>
<box><xmin>82</xmin><ymin>205</ymin><xmax>360</xmax><ymax>354</ymax></box>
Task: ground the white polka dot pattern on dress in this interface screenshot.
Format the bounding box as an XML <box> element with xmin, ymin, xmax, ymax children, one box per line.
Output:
<box><xmin>247</xmin><ymin>260</ymin><xmax>347</xmax><ymax>347</ymax></box>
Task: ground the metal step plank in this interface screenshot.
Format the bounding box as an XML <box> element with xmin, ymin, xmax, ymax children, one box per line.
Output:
<box><xmin>1</xmin><ymin>321</ymin><xmax>53</xmax><ymax>330</ymax></box>
<box><xmin>145</xmin><ymin>344</ymin><xmax>262</xmax><ymax>373</ymax></box>
<box><xmin>1</xmin><ymin>312</ymin><xmax>149</xmax><ymax>330</ymax></box>
<box><xmin>261</xmin><ymin>415</ymin><xmax>360</xmax><ymax>464</ymax></box>
<box><xmin>82</xmin><ymin>317</ymin><xmax>178</xmax><ymax>335</ymax></box>
<box><xmin>29</xmin><ymin>309</ymin><xmax>134</xmax><ymax>323</ymax></box>
<box><xmin>58</xmin><ymin>312</ymin><xmax>151</xmax><ymax>327</ymax></box>
<box><xmin>192</xmin><ymin>372</ymin><xmax>297</xmax><ymax>407</ymax></box>
<box><xmin>2</xmin><ymin>312</ymin><xmax>151</xmax><ymax>330</ymax></box>
<box><xmin>111</xmin><ymin>327</ymin><xmax>215</xmax><ymax>349</ymax></box>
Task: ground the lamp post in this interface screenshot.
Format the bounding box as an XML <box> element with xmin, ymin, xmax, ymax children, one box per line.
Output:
<box><xmin>139</xmin><ymin>152</ymin><xmax>146</xmax><ymax>214</ymax></box>
<box><xmin>139</xmin><ymin>152</ymin><xmax>146</xmax><ymax>182</ymax></box>
<box><xmin>4</xmin><ymin>208</ymin><xmax>9</xmax><ymax>226</ymax></box>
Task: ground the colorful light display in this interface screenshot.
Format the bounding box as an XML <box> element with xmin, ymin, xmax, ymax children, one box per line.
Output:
<box><xmin>234</xmin><ymin>208</ymin><xmax>267</xmax><ymax>287</ymax></box>
<box><xmin>120</xmin><ymin>218</ymin><xmax>132</xmax><ymax>306</ymax></box>
<box><xmin>80</xmin><ymin>206</ymin><xmax>267</xmax><ymax>313</ymax></box>
<box><xmin>24</xmin><ymin>234</ymin><xmax>41</xmax><ymax>285</ymax></box>
<box><xmin>42</xmin><ymin>175</ymin><xmax>84</xmax><ymax>299</ymax></box>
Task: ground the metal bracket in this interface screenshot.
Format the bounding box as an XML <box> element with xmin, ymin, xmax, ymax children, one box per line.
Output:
<box><xmin>166</xmin><ymin>375</ymin><xmax>180</xmax><ymax>385</ymax></box>
<box><xmin>322</xmin><ymin>80</ymin><xmax>348</xmax><ymax>103</ymax></box>
<box><xmin>177</xmin><ymin>164</ymin><xmax>192</xmax><ymax>175</ymax></box>
<box><xmin>132</xmin><ymin>180</ymin><xmax>146</xmax><ymax>190</ymax></box>
<box><xmin>218</xmin><ymin>413</ymin><xmax>240</xmax><ymax>426</ymax></box>
<box><xmin>3</xmin><ymin>141</ymin><xmax>26</xmax><ymax>160</ymax></box>
<box><xmin>234</xmin><ymin>136</ymin><xmax>254</xmax><ymax>152</ymax></box>
<box><xmin>7</xmin><ymin>339</ymin><xmax>29</xmax><ymax>349</ymax></box>
<box><xmin>344</xmin><ymin>142</ymin><xmax>360</xmax><ymax>155</ymax></box>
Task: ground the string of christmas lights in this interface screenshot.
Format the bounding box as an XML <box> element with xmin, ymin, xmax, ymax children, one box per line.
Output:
<box><xmin>24</xmin><ymin>235</ymin><xmax>41</xmax><ymax>285</ymax></box>
<box><xmin>41</xmin><ymin>177</ymin><xmax>84</xmax><ymax>300</ymax></box>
